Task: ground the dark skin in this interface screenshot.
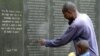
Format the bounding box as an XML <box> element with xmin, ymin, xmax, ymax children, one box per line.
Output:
<box><xmin>62</xmin><ymin>9</ymin><xmax>77</xmax><ymax>21</ymax></box>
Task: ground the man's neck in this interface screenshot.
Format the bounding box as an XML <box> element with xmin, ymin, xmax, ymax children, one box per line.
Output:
<box><xmin>68</xmin><ymin>20</ymin><xmax>74</xmax><ymax>25</ymax></box>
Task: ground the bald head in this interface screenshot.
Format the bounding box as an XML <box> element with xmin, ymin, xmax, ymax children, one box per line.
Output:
<box><xmin>62</xmin><ymin>1</ymin><xmax>77</xmax><ymax>12</ymax></box>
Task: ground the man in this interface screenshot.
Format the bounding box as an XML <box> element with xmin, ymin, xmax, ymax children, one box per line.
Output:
<box><xmin>39</xmin><ymin>1</ymin><xmax>99</xmax><ymax>56</ymax></box>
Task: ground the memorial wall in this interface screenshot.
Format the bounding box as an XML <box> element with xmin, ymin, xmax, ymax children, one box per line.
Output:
<box><xmin>0</xmin><ymin>0</ymin><xmax>23</xmax><ymax>56</ymax></box>
<box><xmin>24</xmin><ymin>0</ymin><xmax>49</xmax><ymax>56</ymax></box>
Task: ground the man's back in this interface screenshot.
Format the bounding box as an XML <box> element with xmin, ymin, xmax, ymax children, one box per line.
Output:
<box><xmin>73</xmin><ymin>13</ymin><xmax>99</xmax><ymax>56</ymax></box>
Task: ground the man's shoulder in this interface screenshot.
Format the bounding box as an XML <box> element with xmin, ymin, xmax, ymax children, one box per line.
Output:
<box><xmin>72</xmin><ymin>13</ymin><xmax>90</xmax><ymax>27</ymax></box>
<box><xmin>79</xmin><ymin>13</ymin><xmax>89</xmax><ymax>17</ymax></box>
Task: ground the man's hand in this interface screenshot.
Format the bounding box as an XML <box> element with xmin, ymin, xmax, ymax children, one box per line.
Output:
<box><xmin>38</xmin><ymin>39</ymin><xmax>46</xmax><ymax>46</ymax></box>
